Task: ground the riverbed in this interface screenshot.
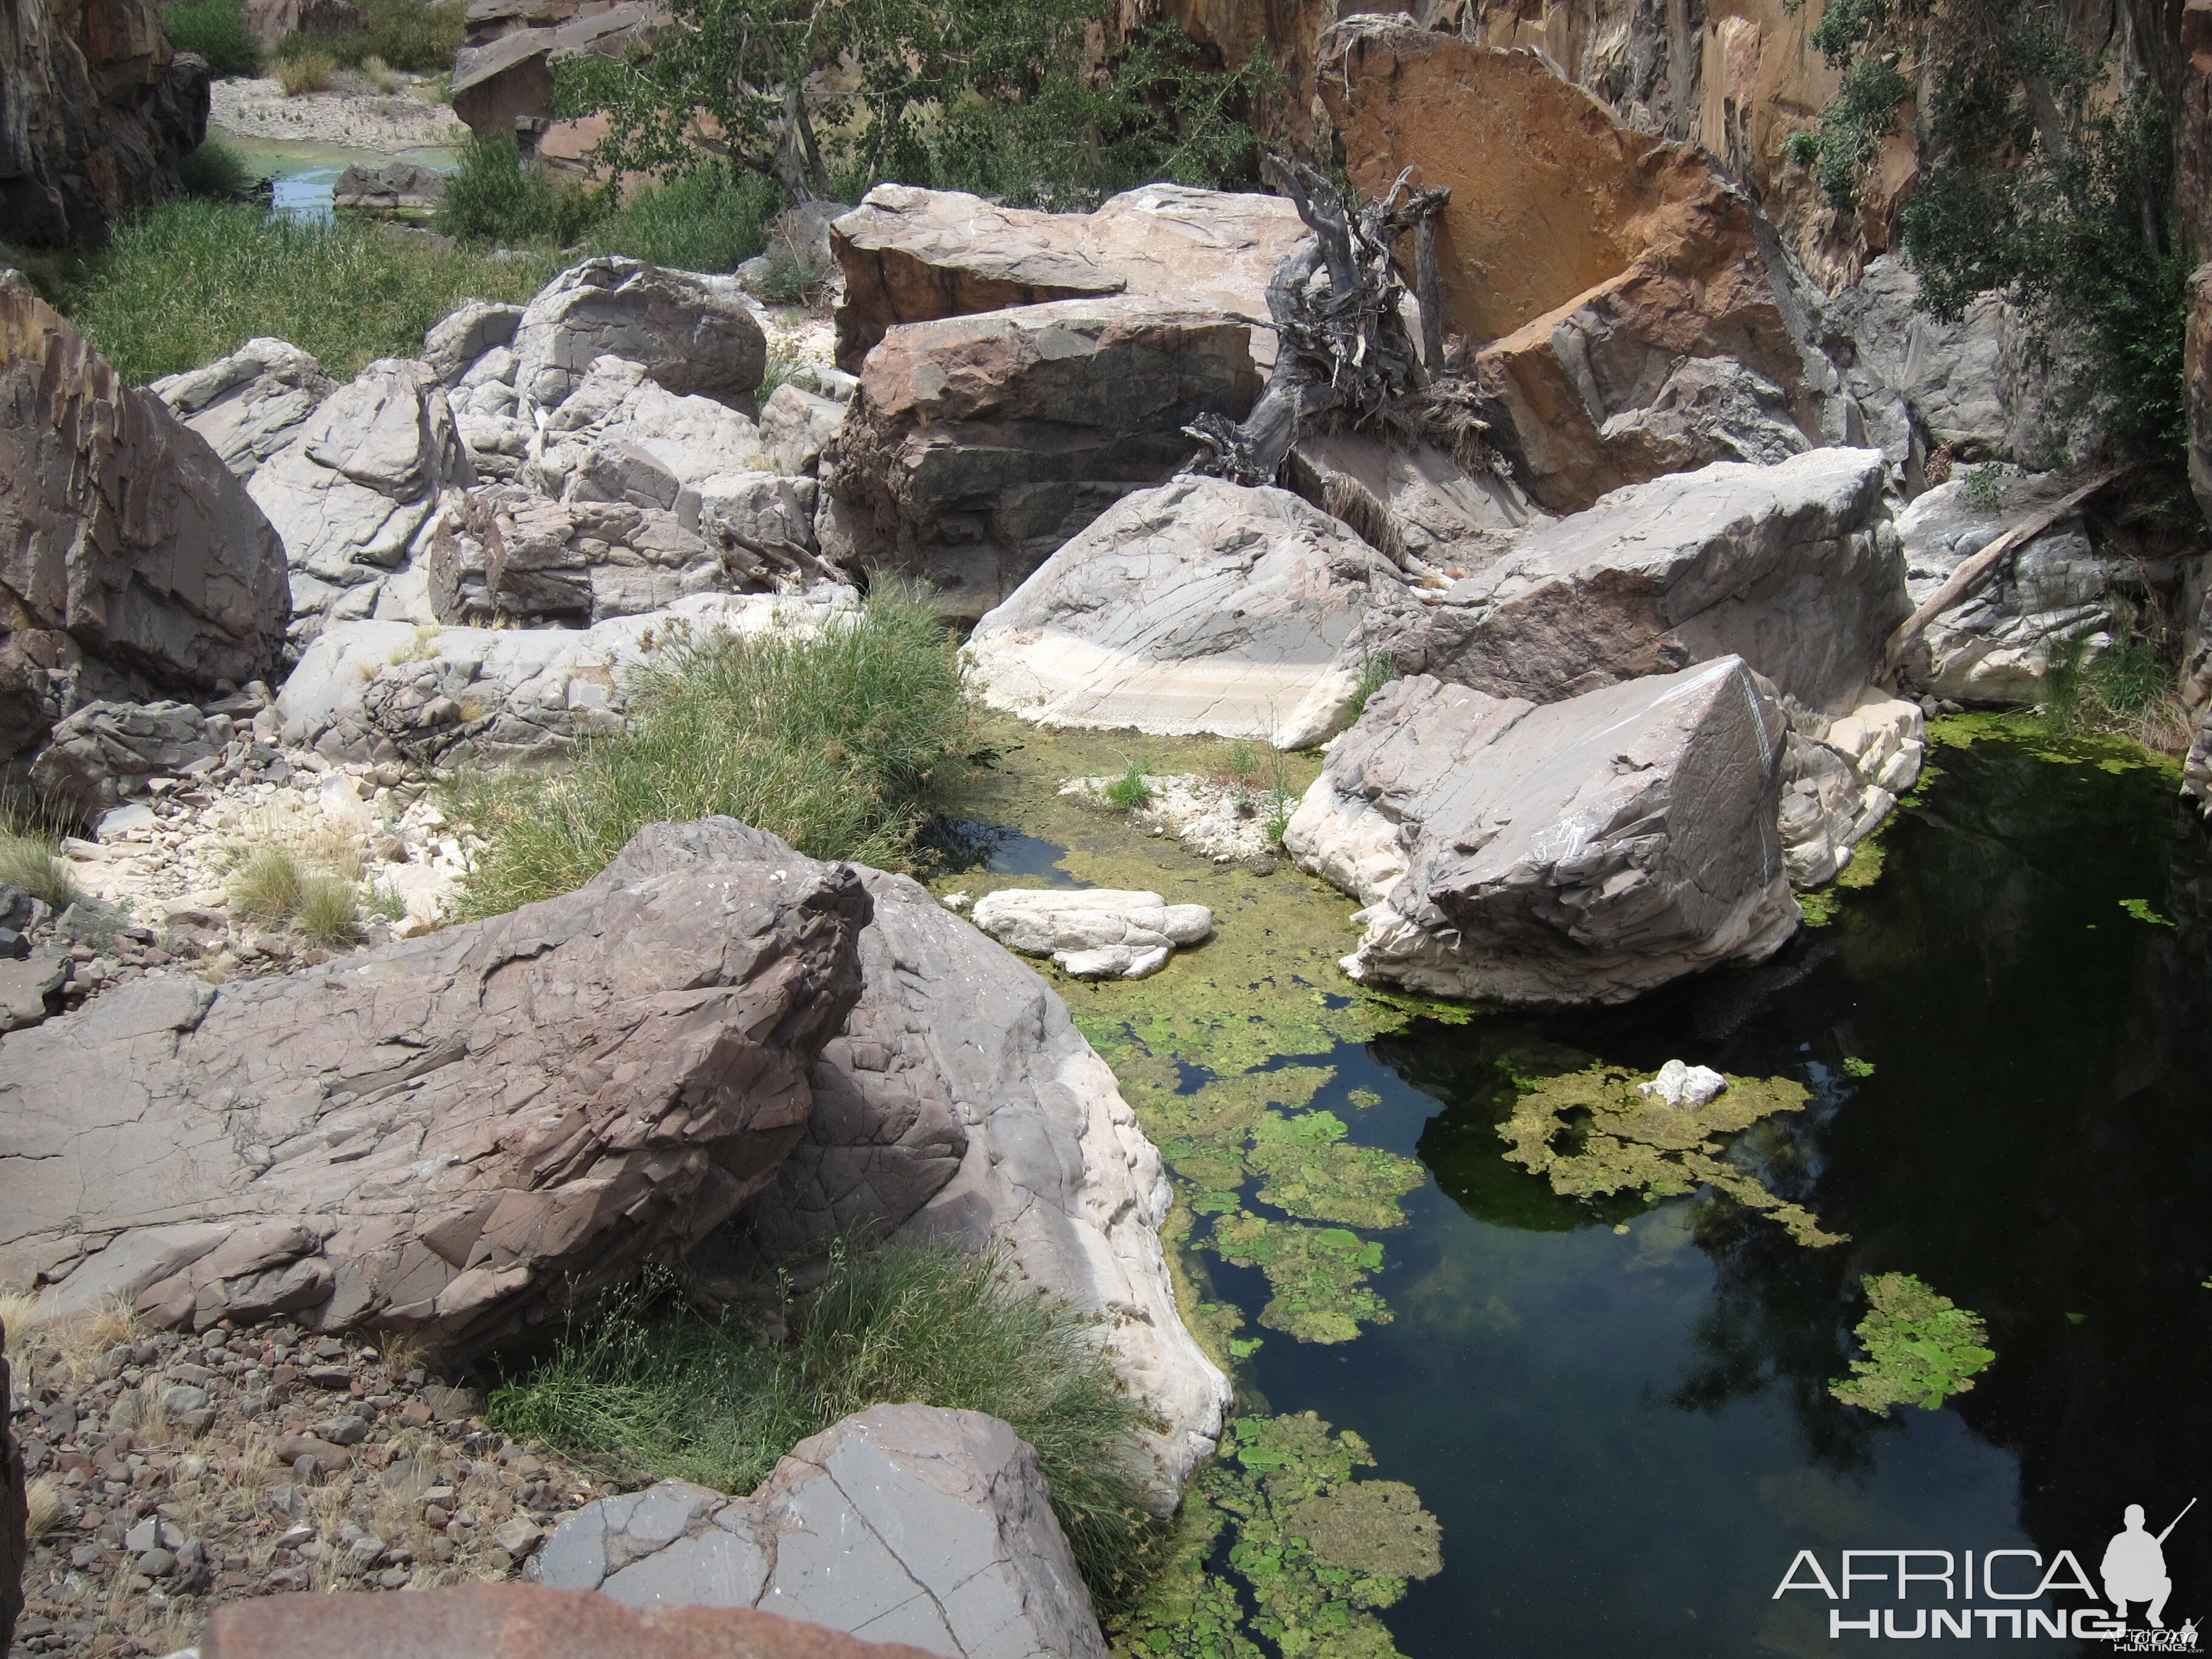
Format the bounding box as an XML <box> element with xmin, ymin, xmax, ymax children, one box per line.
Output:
<box><xmin>936</xmin><ymin>717</ymin><xmax>2212</xmax><ymax>1657</ymax></box>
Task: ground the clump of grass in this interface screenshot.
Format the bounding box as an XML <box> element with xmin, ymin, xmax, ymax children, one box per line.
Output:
<box><xmin>229</xmin><ymin>843</ymin><xmax>307</xmax><ymax>925</ymax></box>
<box><xmin>161</xmin><ymin>0</ymin><xmax>261</xmax><ymax>77</ymax></box>
<box><xmin>454</xmin><ymin>582</ymin><xmax>972</xmax><ymax>916</ymax></box>
<box><xmin>277</xmin><ymin>49</ymin><xmax>336</xmax><ymax>94</ymax></box>
<box><xmin>435</xmin><ymin>133</ymin><xmax>601</xmax><ymax>249</ymax></box>
<box><xmin>1961</xmin><ymin>461</ymin><xmax>2006</xmax><ymax>513</ymax></box>
<box><xmin>360</xmin><ymin>52</ymin><xmax>400</xmax><ymax>93</ymax></box>
<box><xmin>1344</xmin><ymin>652</ymin><xmax>1395</xmax><ymax>723</ymax></box>
<box><xmin>69</xmin><ymin>199</ymin><xmax>557</xmax><ymax>382</ymax></box>
<box><xmin>1101</xmin><ymin>755</ymin><xmax>1153</xmax><ymax>811</ymax></box>
<box><xmin>487</xmin><ymin>1238</ymin><xmax>1164</xmax><ymax>1607</ymax></box>
<box><xmin>2042</xmin><ymin>629</ymin><xmax>2194</xmax><ymax>753</ymax></box>
<box><xmin>23</xmin><ymin>1475</ymin><xmax>61</xmax><ymax>1544</ymax></box>
<box><xmin>590</xmin><ymin>166</ymin><xmax>780</xmax><ymax>272</ymax></box>
<box><xmin>295</xmin><ymin>875</ymin><xmax>362</xmax><ymax>947</ymax></box>
<box><xmin>178</xmin><ymin>136</ymin><xmax>253</xmax><ymax>201</ymax></box>
<box><xmin>0</xmin><ymin>826</ymin><xmax>78</xmax><ymax>909</ymax></box>
<box><xmin>273</xmin><ymin>0</ymin><xmax>461</xmax><ymax>70</ymax></box>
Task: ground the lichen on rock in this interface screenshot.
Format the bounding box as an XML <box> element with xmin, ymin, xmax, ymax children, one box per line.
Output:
<box><xmin>1498</xmin><ymin>1062</ymin><xmax>1844</xmax><ymax>1247</ymax></box>
<box><xmin>1828</xmin><ymin>1273</ymin><xmax>1996</xmax><ymax>1415</ymax></box>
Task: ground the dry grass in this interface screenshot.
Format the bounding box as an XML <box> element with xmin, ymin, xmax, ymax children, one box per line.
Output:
<box><xmin>24</xmin><ymin>1475</ymin><xmax>62</xmax><ymax>1544</ymax></box>
<box><xmin>229</xmin><ymin>844</ymin><xmax>307</xmax><ymax>925</ymax></box>
<box><xmin>0</xmin><ymin>828</ymin><xmax>78</xmax><ymax>910</ymax></box>
<box><xmin>278</xmin><ymin>49</ymin><xmax>337</xmax><ymax>93</ymax></box>
<box><xmin>3</xmin><ymin>1293</ymin><xmax>141</xmax><ymax>1392</ymax></box>
<box><xmin>226</xmin><ymin>814</ymin><xmax>369</xmax><ymax>942</ymax></box>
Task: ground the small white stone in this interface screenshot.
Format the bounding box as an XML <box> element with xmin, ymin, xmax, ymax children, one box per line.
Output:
<box><xmin>1636</xmin><ymin>1059</ymin><xmax>1728</xmax><ymax>1108</ymax></box>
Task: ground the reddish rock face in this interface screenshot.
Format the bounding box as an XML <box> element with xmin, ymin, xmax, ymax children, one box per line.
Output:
<box><xmin>0</xmin><ymin>0</ymin><xmax>206</xmax><ymax>246</ymax></box>
<box><xmin>200</xmin><ymin>1582</ymin><xmax>950</xmax><ymax>1659</ymax></box>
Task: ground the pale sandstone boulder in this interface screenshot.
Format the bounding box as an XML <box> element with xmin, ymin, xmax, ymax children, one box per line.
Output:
<box><xmin>1777</xmin><ymin>690</ymin><xmax>1925</xmax><ymax>887</ymax></box>
<box><xmin>970</xmin><ymin>886</ymin><xmax>1213</xmax><ymax>981</ymax></box>
<box><xmin>682</xmin><ymin>472</ymin><xmax>823</xmax><ymax>577</ymax></box>
<box><xmin>831</xmin><ymin>181</ymin><xmax>1308</xmax><ymax>370</ymax></box>
<box><xmin>150</xmin><ymin>337</ymin><xmax>337</xmax><ymax>481</ymax></box>
<box><xmin>708</xmin><ymin>852</ymin><xmax>1227</xmax><ymax>1498</ymax></box>
<box><xmin>1395</xmin><ymin>448</ymin><xmax>1903</xmax><ymax>714</ymax></box>
<box><xmin>247</xmin><ymin>357</ymin><xmax>474</xmax><ymax>652</ymax></box>
<box><xmin>760</xmin><ymin>382</ymin><xmax>846</xmax><ymax>476</ymax></box>
<box><xmin>512</xmin><ymin>257</ymin><xmax>766</xmax><ymax>412</ymax></box>
<box><xmin>1</xmin><ymin>273</ymin><xmax>289</xmax><ymax>762</ymax></box>
<box><xmin>527</xmin><ymin>354</ymin><xmax>766</xmax><ymax>505</ymax></box>
<box><xmin>427</xmin><ymin>484</ymin><xmax>754</xmax><ymax>628</ymax></box>
<box><xmin>964</xmin><ymin>477</ymin><xmax>1418</xmax><ymax>748</ymax></box>
<box><xmin>820</xmin><ymin>297</ymin><xmax>1261</xmax><ymax>618</ymax></box>
<box><xmin>0</xmin><ymin>820</ymin><xmax>870</xmax><ymax>1360</ymax></box>
<box><xmin>1284</xmin><ymin>659</ymin><xmax>1796</xmax><ymax>1006</ymax></box>
<box><xmin>277</xmin><ymin>588</ymin><xmax>856</xmax><ymax>766</ymax></box>
<box><xmin>421</xmin><ymin>300</ymin><xmax>525</xmax><ymax>384</ymax></box>
<box><xmin>1317</xmin><ymin>19</ymin><xmax>1859</xmax><ymax>515</ymax></box>
<box><xmin>535</xmin><ymin>1407</ymin><xmax>1109</xmax><ymax>1659</ymax></box>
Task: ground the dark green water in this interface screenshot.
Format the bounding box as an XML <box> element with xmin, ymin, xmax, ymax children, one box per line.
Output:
<box><xmin>962</xmin><ymin>729</ymin><xmax>2212</xmax><ymax>1656</ymax></box>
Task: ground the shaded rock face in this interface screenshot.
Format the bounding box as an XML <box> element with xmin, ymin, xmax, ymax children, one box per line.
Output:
<box><xmin>1282</xmin><ymin>429</ymin><xmax>1549</xmax><ymax>576</ymax></box>
<box><xmin>820</xmin><ymin>299</ymin><xmax>1262</xmax><ymax>618</ymax></box>
<box><xmin>152</xmin><ymin>337</ymin><xmax>338</xmax><ymax>481</ymax></box>
<box><xmin>512</xmin><ymin>258</ymin><xmax>766</xmax><ymax>413</ymax></box>
<box><xmin>275</xmin><ymin>589</ymin><xmax>855</xmax><ymax>767</ymax></box>
<box><xmin>831</xmin><ymin>182</ymin><xmax>1309</xmax><ymax>371</ymax></box>
<box><xmin>1</xmin><ymin>1313</ymin><xmax>20</xmax><ymax>1659</ymax></box>
<box><xmin>0</xmin><ymin>819</ymin><xmax>870</xmax><ymax>1361</ymax></box>
<box><xmin>26</xmin><ymin>698</ymin><xmax>225</xmax><ymax>821</ymax></box>
<box><xmin>1778</xmin><ymin>690</ymin><xmax>1925</xmax><ymax>886</ymax></box>
<box><xmin>1891</xmin><ymin>472</ymin><xmax>2126</xmax><ymax>703</ymax></box>
<box><xmin>964</xmin><ymin>477</ymin><xmax>1419</xmax><ymax>749</ymax></box>
<box><xmin>202</xmin><ymin>1581</ymin><xmax>946</xmax><ymax>1659</ymax></box>
<box><xmin>535</xmin><ymin>1407</ymin><xmax>1110</xmax><ymax>1659</ymax></box>
<box><xmin>1285</xmin><ymin>658</ymin><xmax>1796</xmax><ymax>1006</ymax></box>
<box><xmin>1395</xmin><ymin>448</ymin><xmax>1902</xmax><ymax>715</ymax></box>
<box><xmin>1</xmin><ymin>272</ymin><xmax>289</xmax><ymax>765</ymax></box>
<box><xmin>246</xmin><ymin>356</ymin><xmax>474</xmax><ymax>653</ymax></box>
<box><xmin>0</xmin><ymin>0</ymin><xmax>207</xmax><ymax>247</ymax></box>
<box><xmin>1317</xmin><ymin>22</ymin><xmax>1858</xmax><ymax>516</ymax></box>
<box><xmin>686</xmin><ymin>845</ymin><xmax>1227</xmax><ymax>1500</ymax></box>
<box><xmin>449</xmin><ymin>0</ymin><xmax>659</xmax><ymax>163</ymax></box>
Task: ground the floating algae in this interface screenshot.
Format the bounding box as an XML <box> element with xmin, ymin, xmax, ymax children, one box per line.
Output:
<box><xmin>1247</xmin><ymin>1110</ymin><xmax>1427</xmax><ymax>1230</ymax></box>
<box><xmin>1212</xmin><ymin>1215</ymin><xmax>1392</xmax><ymax>1344</ymax></box>
<box><xmin>1828</xmin><ymin>1272</ymin><xmax>1996</xmax><ymax>1415</ymax></box>
<box><xmin>1498</xmin><ymin>1062</ymin><xmax>1845</xmax><ymax>1247</ymax></box>
<box><xmin>1112</xmin><ymin>1413</ymin><xmax>1443</xmax><ymax>1659</ymax></box>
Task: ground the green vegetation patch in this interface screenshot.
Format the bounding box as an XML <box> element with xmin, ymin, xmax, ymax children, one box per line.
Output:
<box><xmin>2119</xmin><ymin>897</ymin><xmax>2174</xmax><ymax>927</ymax></box>
<box><xmin>68</xmin><ymin>200</ymin><xmax>556</xmax><ymax>383</ymax></box>
<box><xmin>455</xmin><ymin>583</ymin><xmax>971</xmax><ymax>916</ymax></box>
<box><xmin>272</xmin><ymin>0</ymin><xmax>464</xmax><ymax>71</ymax></box>
<box><xmin>1498</xmin><ymin>1063</ymin><xmax>1843</xmax><ymax>1248</ymax></box>
<box><xmin>1112</xmin><ymin>1413</ymin><xmax>1441</xmax><ymax>1659</ymax></box>
<box><xmin>489</xmin><ymin>1239</ymin><xmax>1162</xmax><ymax>1607</ymax></box>
<box><xmin>1246</xmin><ymin>1111</ymin><xmax>1426</xmax><ymax>1230</ymax></box>
<box><xmin>163</xmin><ymin>0</ymin><xmax>262</xmax><ymax>77</ymax></box>
<box><xmin>1828</xmin><ymin>1272</ymin><xmax>1996</xmax><ymax>1416</ymax></box>
<box><xmin>1210</xmin><ymin>1215</ymin><xmax>1389</xmax><ymax>1345</ymax></box>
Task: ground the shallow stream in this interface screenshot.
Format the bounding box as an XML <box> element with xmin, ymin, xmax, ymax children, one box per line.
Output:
<box><xmin>938</xmin><ymin>718</ymin><xmax>2212</xmax><ymax>1657</ymax></box>
<box><xmin>218</xmin><ymin>138</ymin><xmax>458</xmax><ymax>220</ymax></box>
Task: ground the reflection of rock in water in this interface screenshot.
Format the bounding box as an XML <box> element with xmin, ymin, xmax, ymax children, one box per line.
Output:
<box><xmin>1686</xmin><ymin>936</ymin><xmax>1841</xmax><ymax>1042</ymax></box>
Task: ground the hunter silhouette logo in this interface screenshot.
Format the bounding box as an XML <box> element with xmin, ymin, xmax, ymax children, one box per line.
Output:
<box><xmin>1772</xmin><ymin>1496</ymin><xmax>2197</xmax><ymax>1645</ymax></box>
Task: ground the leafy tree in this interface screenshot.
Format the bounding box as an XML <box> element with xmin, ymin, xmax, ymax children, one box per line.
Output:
<box><xmin>1786</xmin><ymin>0</ymin><xmax>2188</xmax><ymax>489</ymax></box>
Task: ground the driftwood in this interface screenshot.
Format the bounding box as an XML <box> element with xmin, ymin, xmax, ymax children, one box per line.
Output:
<box><xmin>1184</xmin><ymin>156</ymin><xmax>1459</xmax><ymax>486</ymax></box>
<box><xmin>1880</xmin><ymin>464</ymin><xmax>2128</xmax><ymax>677</ymax></box>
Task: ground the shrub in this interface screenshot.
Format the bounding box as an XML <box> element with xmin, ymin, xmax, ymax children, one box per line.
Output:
<box><xmin>435</xmin><ymin>133</ymin><xmax>602</xmax><ymax>248</ymax></box>
<box><xmin>486</xmin><ymin>1238</ymin><xmax>1164</xmax><ymax>1606</ymax></box>
<box><xmin>69</xmin><ymin>199</ymin><xmax>557</xmax><ymax>381</ymax></box>
<box><xmin>1101</xmin><ymin>756</ymin><xmax>1152</xmax><ymax>811</ymax></box>
<box><xmin>588</xmin><ymin>166</ymin><xmax>780</xmax><ymax>271</ymax></box>
<box><xmin>2042</xmin><ymin>631</ymin><xmax>2194</xmax><ymax>752</ymax></box>
<box><xmin>161</xmin><ymin>0</ymin><xmax>262</xmax><ymax>78</ymax></box>
<box><xmin>0</xmin><ymin>830</ymin><xmax>78</xmax><ymax>910</ymax></box>
<box><xmin>361</xmin><ymin>52</ymin><xmax>400</xmax><ymax>93</ymax></box>
<box><xmin>295</xmin><ymin>874</ymin><xmax>363</xmax><ymax>946</ymax></box>
<box><xmin>453</xmin><ymin>581</ymin><xmax>972</xmax><ymax>917</ymax></box>
<box><xmin>277</xmin><ymin>49</ymin><xmax>336</xmax><ymax>94</ymax></box>
<box><xmin>228</xmin><ymin>845</ymin><xmax>307</xmax><ymax>925</ymax></box>
<box><xmin>273</xmin><ymin>0</ymin><xmax>463</xmax><ymax>71</ymax></box>
<box><xmin>178</xmin><ymin>137</ymin><xmax>253</xmax><ymax>201</ymax></box>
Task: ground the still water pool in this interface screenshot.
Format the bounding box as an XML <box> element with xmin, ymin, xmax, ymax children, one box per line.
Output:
<box><xmin>947</xmin><ymin>721</ymin><xmax>2211</xmax><ymax>1657</ymax></box>
<box><xmin>216</xmin><ymin>138</ymin><xmax>457</xmax><ymax>220</ymax></box>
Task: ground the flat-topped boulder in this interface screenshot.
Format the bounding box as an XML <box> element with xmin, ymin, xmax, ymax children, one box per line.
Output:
<box><xmin>0</xmin><ymin>820</ymin><xmax>869</xmax><ymax>1360</ymax></box>
<box><xmin>512</xmin><ymin>257</ymin><xmax>766</xmax><ymax>413</ymax></box>
<box><xmin>1395</xmin><ymin>448</ymin><xmax>1902</xmax><ymax>714</ymax></box>
<box><xmin>151</xmin><ymin>337</ymin><xmax>337</xmax><ymax>481</ymax></box>
<box><xmin>1285</xmin><ymin>658</ymin><xmax>1795</xmax><ymax>1005</ymax></box>
<box><xmin>964</xmin><ymin>477</ymin><xmax>1420</xmax><ymax>749</ymax></box>
<box><xmin>831</xmin><ymin>182</ymin><xmax>1309</xmax><ymax>370</ymax></box>
<box><xmin>819</xmin><ymin>297</ymin><xmax>1261</xmax><ymax>618</ymax></box>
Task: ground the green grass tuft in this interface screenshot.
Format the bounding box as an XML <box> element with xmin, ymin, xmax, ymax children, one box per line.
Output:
<box><xmin>1101</xmin><ymin>756</ymin><xmax>1153</xmax><ymax>812</ymax></box>
<box><xmin>487</xmin><ymin>1238</ymin><xmax>1167</xmax><ymax>1609</ymax></box>
<box><xmin>435</xmin><ymin>133</ymin><xmax>602</xmax><ymax>249</ymax></box>
<box><xmin>1344</xmin><ymin>652</ymin><xmax>1395</xmax><ymax>724</ymax></box>
<box><xmin>0</xmin><ymin>830</ymin><xmax>79</xmax><ymax>910</ymax></box>
<box><xmin>228</xmin><ymin>845</ymin><xmax>307</xmax><ymax>927</ymax></box>
<box><xmin>589</xmin><ymin>167</ymin><xmax>780</xmax><ymax>271</ymax></box>
<box><xmin>295</xmin><ymin>875</ymin><xmax>361</xmax><ymax>947</ymax></box>
<box><xmin>272</xmin><ymin>0</ymin><xmax>462</xmax><ymax>72</ymax></box>
<box><xmin>178</xmin><ymin>138</ymin><xmax>253</xmax><ymax>201</ymax></box>
<box><xmin>161</xmin><ymin>0</ymin><xmax>262</xmax><ymax>77</ymax></box>
<box><xmin>453</xmin><ymin>581</ymin><xmax>972</xmax><ymax>917</ymax></box>
<box><xmin>67</xmin><ymin>199</ymin><xmax>557</xmax><ymax>383</ymax></box>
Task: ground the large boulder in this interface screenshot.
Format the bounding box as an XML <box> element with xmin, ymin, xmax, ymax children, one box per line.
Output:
<box><xmin>964</xmin><ymin>477</ymin><xmax>1419</xmax><ymax>748</ymax></box>
<box><xmin>428</xmin><ymin>483</ymin><xmax>758</xmax><ymax>627</ymax></box>
<box><xmin>276</xmin><ymin>588</ymin><xmax>856</xmax><ymax>766</ymax></box>
<box><xmin>831</xmin><ymin>182</ymin><xmax>1309</xmax><ymax>370</ymax></box>
<box><xmin>202</xmin><ymin>1583</ymin><xmax>943</xmax><ymax>1659</ymax></box>
<box><xmin>449</xmin><ymin>1</ymin><xmax>659</xmax><ymax>163</ymax></box>
<box><xmin>0</xmin><ymin>820</ymin><xmax>870</xmax><ymax>1360</ymax></box>
<box><xmin>819</xmin><ymin>298</ymin><xmax>1261</xmax><ymax>618</ymax></box>
<box><xmin>151</xmin><ymin>337</ymin><xmax>338</xmax><ymax>481</ymax></box>
<box><xmin>1891</xmin><ymin>469</ymin><xmax>2131</xmax><ymax>703</ymax></box>
<box><xmin>26</xmin><ymin>699</ymin><xmax>226</xmax><ymax>821</ymax></box>
<box><xmin>512</xmin><ymin>258</ymin><xmax>766</xmax><ymax>414</ymax></box>
<box><xmin>526</xmin><ymin>354</ymin><xmax>767</xmax><ymax>504</ymax></box>
<box><xmin>1394</xmin><ymin>448</ymin><xmax>1903</xmax><ymax>714</ymax></box>
<box><xmin>1282</xmin><ymin>429</ymin><xmax>1549</xmax><ymax>577</ymax></box>
<box><xmin>247</xmin><ymin>357</ymin><xmax>474</xmax><ymax>652</ymax></box>
<box><xmin>0</xmin><ymin>0</ymin><xmax>207</xmax><ymax>246</ymax></box>
<box><xmin>702</xmin><ymin>840</ymin><xmax>1228</xmax><ymax>1498</ymax></box>
<box><xmin>1316</xmin><ymin>19</ymin><xmax>1860</xmax><ymax>515</ymax></box>
<box><xmin>535</xmin><ymin>1407</ymin><xmax>1108</xmax><ymax>1659</ymax></box>
<box><xmin>1</xmin><ymin>272</ymin><xmax>289</xmax><ymax>764</ymax></box>
<box><xmin>1285</xmin><ymin>658</ymin><xmax>1796</xmax><ymax>1005</ymax></box>
<box><xmin>970</xmin><ymin>887</ymin><xmax>1213</xmax><ymax>981</ymax></box>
